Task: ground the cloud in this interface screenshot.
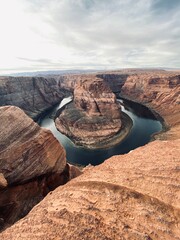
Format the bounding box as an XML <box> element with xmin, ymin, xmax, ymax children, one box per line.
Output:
<box><xmin>0</xmin><ymin>0</ymin><xmax>180</xmax><ymax>74</ymax></box>
<box><xmin>151</xmin><ymin>0</ymin><xmax>180</xmax><ymax>12</ymax></box>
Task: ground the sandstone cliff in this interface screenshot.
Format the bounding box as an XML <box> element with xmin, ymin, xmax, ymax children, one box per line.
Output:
<box><xmin>0</xmin><ymin>76</ymin><xmax>71</xmax><ymax>119</ymax></box>
<box><xmin>0</xmin><ymin>106</ymin><xmax>81</xmax><ymax>230</ymax></box>
<box><xmin>1</xmin><ymin>139</ymin><xmax>179</xmax><ymax>240</ymax></box>
<box><xmin>119</xmin><ymin>71</ymin><xmax>180</xmax><ymax>140</ymax></box>
<box><xmin>0</xmin><ymin>106</ymin><xmax>67</xmax><ymax>184</ymax></box>
<box><xmin>55</xmin><ymin>78</ymin><xmax>124</xmax><ymax>148</ymax></box>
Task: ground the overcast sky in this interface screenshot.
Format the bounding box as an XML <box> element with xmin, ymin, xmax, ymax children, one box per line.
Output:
<box><xmin>0</xmin><ymin>0</ymin><xmax>180</xmax><ymax>74</ymax></box>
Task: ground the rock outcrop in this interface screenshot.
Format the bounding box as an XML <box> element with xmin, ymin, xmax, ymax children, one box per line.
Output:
<box><xmin>0</xmin><ymin>76</ymin><xmax>71</xmax><ymax>120</ymax></box>
<box><xmin>0</xmin><ymin>106</ymin><xmax>66</xmax><ymax>184</ymax></box>
<box><xmin>55</xmin><ymin>78</ymin><xmax>126</xmax><ymax>148</ymax></box>
<box><xmin>1</xmin><ymin>139</ymin><xmax>179</xmax><ymax>240</ymax></box>
<box><xmin>119</xmin><ymin>71</ymin><xmax>180</xmax><ymax>140</ymax></box>
<box><xmin>0</xmin><ymin>106</ymin><xmax>81</xmax><ymax>230</ymax></box>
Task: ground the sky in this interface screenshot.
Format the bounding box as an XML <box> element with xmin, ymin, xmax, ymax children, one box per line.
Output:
<box><xmin>0</xmin><ymin>0</ymin><xmax>180</xmax><ymax>75</ymax></box>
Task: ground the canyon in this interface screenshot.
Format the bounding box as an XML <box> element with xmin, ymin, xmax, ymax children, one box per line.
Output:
<box><xmin>0</xmin><ymin>69</ymin><xmax>179</xmax><ymax>239</ymax></box>
<box><xmin>55</xmin><ymin>78</ymin><xmax>132</xmax><ymax>148</ymax></box>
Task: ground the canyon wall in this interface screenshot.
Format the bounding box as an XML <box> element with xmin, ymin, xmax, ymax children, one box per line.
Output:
<box><xmin>0</xmin><ymin>76</ymin><xmax>72</xmax><ymax>120</ymax></box>
<box><xmin>119</xmin><ymin>71</ymin><xmax>180</xmax><ymax>140</ymax></box>
<box><xmin>0</xmin><ymin>106</ymin><xmax>81</xmax><ymax>230</ymax></box>
<box><xmin>96</xmin><ymin>73</ymin><xmax>128</xmax><ymax>92</ymax></box>
<box><xmin>94</xmin><ymin>70</ymin><xmax>180</xmax><ymax>140</ymax></box>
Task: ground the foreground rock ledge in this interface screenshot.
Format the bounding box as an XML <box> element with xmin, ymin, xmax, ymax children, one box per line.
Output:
<box><xmin>1</xmin><ymin>140</ymin><xmax>179</xmax><ymax>240</ymax></box>
<box><xmin>55</xmin><ymin>78</ymin><xmax>126</xmax><ymax>148</ymax></box>
<box><xmin>0</xmin><ymin>106</ymin><xmax>81</xmax><ymax>230</ymax></box>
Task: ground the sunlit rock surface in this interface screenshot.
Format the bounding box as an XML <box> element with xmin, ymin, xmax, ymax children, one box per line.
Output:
<box><xmin>1</xmin><ymin>139</ymin><xmax>179</xmax><ymax>240</ymax></box>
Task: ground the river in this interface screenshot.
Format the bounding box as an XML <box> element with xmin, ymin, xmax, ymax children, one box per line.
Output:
<box><xmin>39</xmin><ymin>96</ymin><xmax>162</xmax><ymax>166</ymax></box>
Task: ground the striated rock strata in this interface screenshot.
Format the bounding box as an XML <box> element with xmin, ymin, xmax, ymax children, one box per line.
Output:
<box><xmin>1</xmin><ymin>139</ymin><xmax>179</xmax><ymax>240</ymax></box>
<box><xmin>0</xmin><ymin>106</ymin><xmax>81</xmax><ymax>230</ymax></box>
<box><xmin>96</xmin><ymin>70</ymin><xmax>179</xmax><ymax>140</ymax></box>
<box><xmin>119</xmin><ymin>71</ymin><xmax>180</xmax><ymax>140</ymax></box>
<box><xmin>0</xmin><ymin>76</ymin><xmax>71</xmax><ymax>119</ymax></box>
<box><xmin>0</xmin><ymin>106</ymin><xmax>66</xmax><ymax>184</ymax></box>
<box><xmin>55</xmin><ymin>78</ymin><xmax>127</xmax><ymax>148</ymax></box>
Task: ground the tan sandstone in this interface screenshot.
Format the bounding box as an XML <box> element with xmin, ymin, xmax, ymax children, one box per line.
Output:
<box><xmin>0</xmin><ymin>106</ymin><xmax>78</xmax><ymax>230</ymax></box>
<box><xmin>0</xmin><ymin>139</ymin><xmax>179</xmax><ymax>240</ymax></box>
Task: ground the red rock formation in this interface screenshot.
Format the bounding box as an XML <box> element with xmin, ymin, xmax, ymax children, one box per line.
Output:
<box><xmin>55</xmin><ymin>78</ymin><xmax>123</xmax><ymax>148</ymax></box>
<box><xmin>74</xmin><ymin>78</ymin><xmax>121</xmax><ymax>118</ymax></box>
<box><xmin>0</xmin><ymin>106</ymin><xmax>81</xmax><ymax>230</ymax></box>
<box><xmin>1</xmin><ymin>139</ymin><xmax>179</xmax><ymax>240</ymax></box>
<box><xmin>0</xmin><ymin>106</ymin><xmax>66</xmax><ymax>185</ymax></box>
<box><xmin>120</xmin><ymin>71</ymin><xmax>180</xmax><ymax>140</ymax></box>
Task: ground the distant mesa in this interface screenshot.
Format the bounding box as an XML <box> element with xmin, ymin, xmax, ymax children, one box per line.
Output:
<box><xmin>55</xmin><ymin>78</ymin><xmax>132</xmax><ymax>148</ymax></box>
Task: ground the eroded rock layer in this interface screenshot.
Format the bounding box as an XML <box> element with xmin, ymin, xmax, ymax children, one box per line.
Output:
<box><xmin>0</xmin><ymin>106</ymin><xmax>66</xmax><ymax>185</ymax></box>
<box><xmin>96</xmin><ymin>70</ymin><xmax>180</xmax><ymax>141</ymax></box>
<box><xmin>1</xmin><ymin>139</ymin><xmax>179</xmax><ymax>240</ymax></box>
<box><xmin>55</xmin><ymin>78</ymin><xmax>123</xmax><ymax>147</ymax></box>
<box><xmin>0</xmin><ymin>106</ymin><xmax>81</xmax><ymax>230</ymax></box>
<box><xmin>119</xmin><ymin>71</ymin><xmax>180</xmax><ymax>140</ymax></box>
<box><xmin>0</xmin><ymin>76</ymin><xmax>71</xmax><ymax>119</ymax></box>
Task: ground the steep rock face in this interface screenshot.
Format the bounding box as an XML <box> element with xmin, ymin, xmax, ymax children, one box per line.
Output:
<box><xmin>0</xmin><ymin>106</ymin><xmax>66</xmax><ymax>184</ymax></box>
<box><xmin>0</xmin><ymin>106</ymin><xmax>75</xmax><ymax>230</ymax></box>
<box><xmin>0</xmin><ymin>76</ymin><xmax>71</xmax><ymax>119</ymax></box>
<box><xmin>1</xmin><ymin>139</ymin><xmax>179</xmax><ymax>240</ymax></box>
<box><xmin>97</xmin><ymin>73</ymin><xmax>128</xmax><ymax>92</ymax></box>
<box><xmin>120</xmin><ymin>72</ymin><xmax>180</xmax><ymax>140</ymax></box>
<box><xmin>55</xmin><ymin>78</ymin><xmax>123</xmax><ymax>148</ymax></box>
